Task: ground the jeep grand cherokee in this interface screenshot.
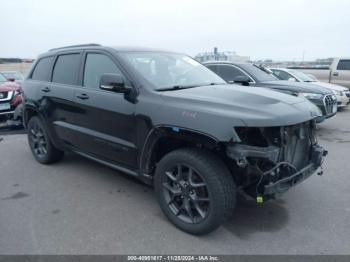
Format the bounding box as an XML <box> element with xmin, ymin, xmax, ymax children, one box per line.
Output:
<box><xmin>22</xmin><ymin>44</ymin><xmax>327</xmax><ymax>235</ymax></box>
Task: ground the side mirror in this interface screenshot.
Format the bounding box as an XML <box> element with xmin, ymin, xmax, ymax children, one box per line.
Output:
<box><xmin>99</xmin><ymin>73</ymin><xmax>131</xmax><ymax>94</ymax></box>
<box><xmin>288</xmin><ymin>77</ymin><xmax>296</xmax><ymax>82</ymax></box>
<box><xmin>233</xmin><ymin>75</ymin><xmax>251</xmax><ymax>86</ymax></box>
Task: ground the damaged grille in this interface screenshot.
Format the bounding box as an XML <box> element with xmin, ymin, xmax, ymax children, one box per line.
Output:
<box><xmin>280</xmin><ymin>123</ymin><xmax>313</xmax><ymax>170</ymax></box>
<box><xmin>228</xmin><ymin>121</ymin><xmax>323</xmax><ymax>198</ymax></box>
<box><xmin>230</xmin><ymin>121</ymin><xmax>317</xmax><ymax>172</ymax></box>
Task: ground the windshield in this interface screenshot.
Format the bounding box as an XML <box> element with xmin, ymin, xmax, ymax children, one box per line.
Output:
<box><xmin>288</xmin><ymin>69</ymin><xmax>316</xmax><ymax>82</ymax></box>
<box><xmin>238</xmin><ymin>64</ymin><xmax>278</xmax><ymax>82</ymax></box>
<box><xmin>1</xmin><ymin>71</ymin><xmax>24</xmax><ymax>80</ymax></box>
<box><xmin>119</xmin><ymin>52</ymin><xmax>226</xmax><ymax>90</ymax></box>
<box><xmin>0</xmin><ymin>73</ymin><xmax>7</xmax><ymax>82</ymax></box>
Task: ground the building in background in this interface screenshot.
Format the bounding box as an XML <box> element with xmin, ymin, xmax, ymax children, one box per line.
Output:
<box><xmin>195</xmin><ymin>47</ymin><xmax>250</xmax><ymax>63</ymax></box>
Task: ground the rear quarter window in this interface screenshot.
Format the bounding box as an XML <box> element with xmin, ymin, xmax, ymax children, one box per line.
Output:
<box><xmin>31</xmin><ymin>56</ymin><xmax>54</xmax><ymax>81</ymax></box>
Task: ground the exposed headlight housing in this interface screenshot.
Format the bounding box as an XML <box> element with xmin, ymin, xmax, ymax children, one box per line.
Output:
<box><xmin>298</xmin><ymin>93</ymin><xmax>323</xmax><ymax>100</ymax></box>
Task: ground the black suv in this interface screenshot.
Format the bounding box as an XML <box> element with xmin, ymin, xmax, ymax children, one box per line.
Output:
<box><xmin>22</xmin><ymin>44</ymin><xmax>327</xmax><ymax>235</ymax></box>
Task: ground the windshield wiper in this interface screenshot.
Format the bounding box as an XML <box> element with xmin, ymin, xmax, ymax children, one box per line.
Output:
<box><xmin>155</xmin><ymin>85</ymin><xmax>200</xmax><ymax>91</ymax></box>
<box><xmin>155</xmin><ymin>82</ymin><xmax>224</xmax><ymax>92</ymax></box>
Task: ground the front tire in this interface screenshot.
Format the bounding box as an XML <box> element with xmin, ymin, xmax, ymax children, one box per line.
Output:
<box><xmin>155</xmin><ymin>148</ymin><xmax>236</xmax><ymax>235</ymax></box>
<box><xmin>27</xmin><ymin>116</ymin><xmax>64</xmax><ymax>164</ymax></box>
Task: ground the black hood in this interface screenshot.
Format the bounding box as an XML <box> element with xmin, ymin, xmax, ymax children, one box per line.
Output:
<box><xmin>258</xmin><ymin>80</ymin><xmax>332</xmax><ymax>95</ymax></box>
<box><xmin>148</xmin><ymin>84</ymin><xmax>321</xmax><ymax>141</ymax></box>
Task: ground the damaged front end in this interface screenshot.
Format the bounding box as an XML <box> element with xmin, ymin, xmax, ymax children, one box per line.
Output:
<box><xmin>226</xmin><ymin>120</ymin><xmax>327</xmax><ymax>202</ymax></box>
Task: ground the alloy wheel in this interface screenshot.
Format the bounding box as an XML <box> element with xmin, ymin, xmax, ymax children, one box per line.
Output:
<box><xmin>29</xmin><ymin>122</ymin><xmax>47</xmax><ymax>158</ymax></box>
<box><xmin>161</xmin><ymin>163</ymin><xmax>210</xmax><ymax>224</ymax></box>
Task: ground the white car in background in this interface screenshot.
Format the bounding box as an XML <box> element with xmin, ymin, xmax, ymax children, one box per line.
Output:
<box><xmin>270</xmin><ymin>68</ymin><xmax>350</xmax><ymax>109</ymax></box>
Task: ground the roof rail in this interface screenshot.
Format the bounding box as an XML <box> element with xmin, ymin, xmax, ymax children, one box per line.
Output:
<box><xmin>49</xmin><ymin>43</ymin><xmax>101</xmax><ymax>51</ymax></box>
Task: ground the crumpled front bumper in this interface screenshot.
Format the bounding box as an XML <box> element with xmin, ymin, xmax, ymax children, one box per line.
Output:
<box><xmin>264</xmin><ymin>145</ymin><xmax>327</xmax><ymax>196</ymax></box>
<box><xmin>264</xmin><ymin>163</ymin><xmax>315</xmax><ymax>195</ymax></box>
<box><xmin>227</xmin><ymin>142</ymin><xmax>327</xmax><ymax>199</ymax></box>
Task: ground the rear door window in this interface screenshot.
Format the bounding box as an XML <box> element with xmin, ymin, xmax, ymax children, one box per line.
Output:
<box><xmin>31</xmin><ymin>56</ymin><xmax>54</xmax><ymax>81</ymax></box>
<box><xmin>52</xmin><ymin>54</ymin><xmax>81</xmax><ymax>85</ymax></box>
<box><xmin>337</xmin><ymin>60</ymin><xmax>350</xmax><ymax>70</ymax></box>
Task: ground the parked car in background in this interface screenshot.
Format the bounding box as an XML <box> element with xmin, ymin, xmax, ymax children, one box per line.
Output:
<box><xmin>205</xmin><ymin>62</ymin><xmax>337</xmax><ymax>123</ymax></box>
<box><xmin>22</xmin><ymin>44</ymin><xmax>327</xmax><ymax>235</ymax></box>
<box><xmin>289</xmin><ymin>58</ymin><xmax>350</xmax><ymax>89</ymax></box>
<box><xmin>0</xmin><ymin>81</ymin><xmax>23</xmax><ymax>120</ymax></box>
<box><xmin>270</xmin><ymin>68</ymin><xmax>350</xmax><ymax>109</ymax></box>
<box><xmin>0</xmin><ymin>71</ymin><xmax>24</xmax><ymax>84</ymax></box>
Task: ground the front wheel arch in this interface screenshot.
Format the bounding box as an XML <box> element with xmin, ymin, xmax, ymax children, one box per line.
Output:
<box><xmin>140</xmin><ymin>127</ymin><xmax>221</xmax><ymax>176</ymax></box>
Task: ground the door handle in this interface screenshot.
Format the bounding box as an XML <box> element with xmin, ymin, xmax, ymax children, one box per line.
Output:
<box><xmin>76</xmin><ymin>93</ymin><xmax>90</xmax><ymax>100</ymax></box>
<box><xmin>333</xmin><ymin>72</ymin><xmax>339</xmax><ymax>76</ymax></box>
<box><xmin>41</xmin><ymin>87</ymin><xmax>51</xmax><ymax>93</ymax></box>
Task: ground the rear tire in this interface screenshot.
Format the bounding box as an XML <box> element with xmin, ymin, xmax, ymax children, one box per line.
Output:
<box><xmin>154</xmin><ymin>148</ymin><xmax>236</xmax><ymax>235</ymax></box>
<box><xmin>27</xmin><ymin>116</ymin><xmax>64</xmax><ymax>164</ymax></box>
